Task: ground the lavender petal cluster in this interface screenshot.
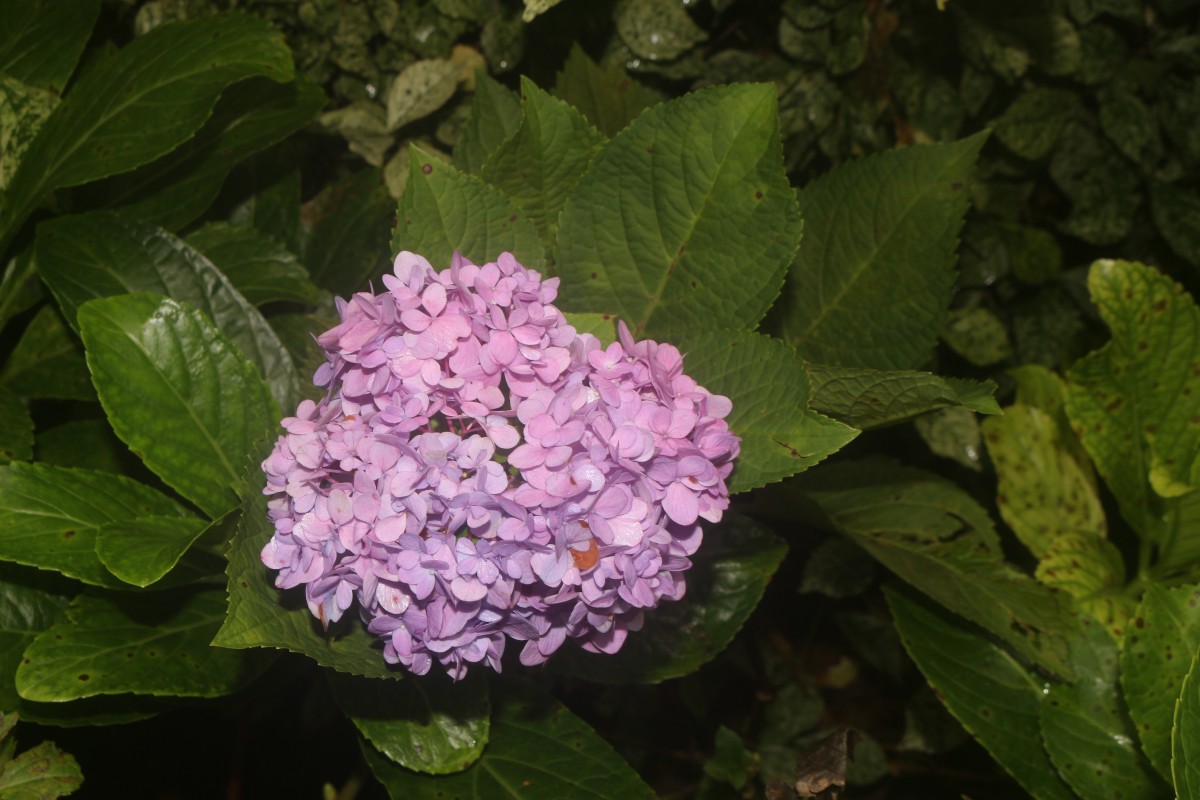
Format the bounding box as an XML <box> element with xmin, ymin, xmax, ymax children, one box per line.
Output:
<box><xmin>261</xmin><ymin>251</ymin><xmax>739</xmax><ymax>679</ymax></box>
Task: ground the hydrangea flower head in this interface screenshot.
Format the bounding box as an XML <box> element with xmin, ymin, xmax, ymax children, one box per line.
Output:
<box><xmin>261</xmin><ymin>251</ymin><xmax>739</xmax><ymax>679</ymax></box>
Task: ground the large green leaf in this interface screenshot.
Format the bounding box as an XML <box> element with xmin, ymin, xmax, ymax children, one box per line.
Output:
<box><xmin>77</xmin><ymin>294</ymin><xmax>277</xmax><ymax>520</ymax></box>
<box><xmin>15</xmin><ymin>587</ymin><xmax>270</xmax><ymax>702</ymax></box>
<box><xmin>553</xmin><ymin>513</ymin><xmax>786</xmax><ymax>683</ymax></box>
<box><xmin>1065</xmin><ymin>261</ymin><xmax>1200</xmax><ymax>556</ymax></box>
<box><xmin>363</xmin><ymin>679</ymin><xmax>655</xmax><ymax>800</ymax></box>
<box><xmin>453</xmin><ymin>71</ymin><xmax>521</xmax><ymax>176</ymax></box>
<box><xmin>778</xmin><ymin>133</ymin><xmax>986</xmax><ymax>370</ymax></box>
<box><xmin>186</xmin><ymin>222</ymin><xmax>323</xmax><ymax>307</ymax></box>
<box><xmin>84</xmin><ymin>75</ymin><xmax>325</xmax><ymax>232</ymax></box>
<box><xmin>37</xmin><ymin>211</ymin><xmax>298</xmax><ymax>411</ymax></box>
<box><xmin>0</xmin><ymin>12</ymin><xmax>293</xmax><ymax>253</ymax></box>
<box><xmin>1121</xmin><ymin>583</ymin><xmax>1200</xmax><ymax>781</ymax></box>
<box><xmin>0</xmin><ymin>305</ymin><xmax>92</xmax><ymax>401</ymax></box>
<box><xmin>1175</xmin><ymin>647</ymin><xmax>1200</xmax><ymax>799</ymax></box>
<box><xmin>213</xmin><ymin>470</ymin><xmax>404</xmax><ymax>681</ymax></box>
<box><xmin>480</xmin><ymin>78</ymin><xmax>605</xmax><ymax>249</ymax></box>
<box><xmin>800</xmin><ymin>459</ymin><xmax>1078</xmax><ymax>677</ymax></box>
<box><xmin>0</xmin><ymin>712</ymin><xmax>83</xmax><ymax>800</ymax></box>
<box><xmin>391</xmin><ymin>146</ymin><xmax>544</xmax><ymax>270</ymax></box>
<box><xmin>557</xmin><ymin>83</ymin><xmax>801</xmax><ymax>338</ymax></box>
<box><xmin>806</xmin><ymin>364</ymin><xmax>998</xmax><ymax>429</ymax></box>
<box><xmin>1040</xmin><ymin>617</ymin><xmax>1165</xmax><ymax>799</ymax></box>
<box><xmin>678</xmin><ymin>331</ymin><xmax>858</xmax><ymax>493</ymax></box>
<box><xmin>331</xmin><ymin>672</ymin><xmax>489</xmax><ymax>775</ymax></box>
<box><xmin>303</xmin><ymin>168</ymin><xmax>397</xmax><ymax>297</ymax></box>
<box><xmin>0</xmin><ymin>462</ymin><xmax>190</xmax><ymax>587</ymax></box>
<box><xmin>0</xmin><ymin>0</ymin><xmax>99</xmax><ymax>92</ymax></box>
<box><xmin>95</xmin><ymin>516</ymin><xmax>213</xmax><ymax>589</ymax></box>
<box><xmin>886</xmin><ymin>587</ymin><xmax>1076</xmax><ymax>800</ymax></box>
<box><xmin>0</xmin><ymin>570</ymin><xmax>69</xmax><ymax>710</ymax></box>
<box><xmin>553</xmin><ymin>44</ymin><xmax>659</xmax><ymax>138</ymax></box>
<box><xmin>34</xmin><ymin>419</ymin><xmax>132</xmax><ymax>475</ymax></box>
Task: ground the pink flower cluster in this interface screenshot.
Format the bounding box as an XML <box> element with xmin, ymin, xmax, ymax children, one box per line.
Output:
<box><xmin>261</xmin><ymin>251</ymin><xmax>739</xmax><ymax>678</ymax></box>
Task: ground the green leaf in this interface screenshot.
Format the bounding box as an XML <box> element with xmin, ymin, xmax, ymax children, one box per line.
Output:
<box><xmin>392</xmin><ymin>145</ymin><xmax>544</xmax><ymax>269</ymax></box>
<box><xmin>0</xmin><ymin>462</ymin><xmax>189</xmax><ymax>588</ymax></box>
<box><xmin>34</xmin><ymin>420</ymin><xmax>131</xmax><ymax>475</ymax></box>
<box><xmin>0</xmin><ymin>0</ymin><xmax>99</xmax><ymax>92</ymax></box>
<box><xmin>553</xmin><ymin>512</ymin><xmax>786</xmax><ymax>683</ymax></box>
<box><xmin>1150</xmin><ymin>181</ymin><xmax>1200</xmax><ymax>269</ymax></box>
<box><xmin>807</xmin><ymin>364</ymin><xmax>998</xmax><ymax>429</ymax></box>
<box><xmin>914</xmin><ymin>407</ymin><xmax>985</xmax><ymax>472</ymax></box>
<box><xmin>0</xmin><ymin>76</ymin><xmax>58</xmax><ymax>193</ymax></box>
<box><xmin>37</xmin><ymin>211</ymin><xmax>298</xmax><ymax>412</ymax></box>
<box><xmin>363</xmin><ymin>679</ymin><xmax>655</xmax><ymax>800</ymax></box>
<box><xmin>554</xmin><ymin>44</ymin><xmax>659</xmax><ymax>138</ymax></box>
<box><xmin>1174</xmin><ymin>647</ymin><xmax>1200</xmax><ymax>799</ymax></box>
<box><xmin>0</xmin><ymin>306</ymin><xmax>93</xmax><ymax>402</ymax></box>
<box><xmin>480</xmin><ymin>78</ymin><xmax>605</xmax><ymax>248</ymax></box>
<box><xmin>1121</xmin><ymin>583</ymin><xmax>1200</xmax><ymax>781</ymax></box>
<box><xmin>331</xmin><ymin>672</ymin><xmax>489</xmax><ymax>774</ymax></box>
<box><xmin>983</xmin><ymin>404</ymin><xmax>1105</xmax><ymax>559</ymax></box>
<box><xmin>1098</xmin><ymin>82</ymin><xmax>1159</xmax><ymax>166</ymax></box>
<box><xmin>993</xmin><ymin>88</ymin><xmax>1078</xmax><ymax>160</ymax></box>
<box><xmin>320</xmin><ymin>102</ymin><xmax>393</xmax><ymax>167</ymax></box>
<box><xmin>453</xmin><ymin>72</ymin><xmax>521</xmax><ymax>176</ymax></box>
<box><xmin>778</xmin><ymin>132</ymin><xmax>985</xmax><ymax>370</ymax></box>
<box><xmin>213</xmin><ymin>468</ymin><xmax>403</xmax><ymax>681</ymax></box>
<box><xmin>0</xmin><ymin>12</ymin><xmax>294</xmax><ymax>253</ymax></box>
<box><xmin>15</xmin><ymin>587</ymin><xmax>270</xmax><ymax>702</ymax></box>
<box><xmin>1049</xmin><ymin>121</ymin><xmax>1137</xmax><ymax>246</ymax></box>
<box><xmin>94</xmin><ymin>516</ymin><xmax>212</xmax><ymax>589</ymax></box>
<box><xmin>77</xmin><ymin>294</ymin><xmax>277</xmax><ymax>520</ymax></box>
<box><xmin>186</xmin><ymin>223</ymin><xmax>323</xmax><ymax>307</ymax></box>
<box><xmin>800</xmin><ymin>537</ymin><xmax>877</xmax><ymax>599</ymax></box>
<box><xmin>679</xmin><ymin>331</ymin><xmax>858</xmax><ymax>493</ymax></box>
<box><xmin>563</xmin><ymin>312</ymin><xmax>616</xmax><ymax>345</ymax></box>
<box><xmin>1064</xmin><ymin>261</ymin><xmax>1200</xmax><ymax>550</ymax></box>
<box><xmin>1034</xmin><ymin>532</ymin><xmax>1131</xmax><ymax>637</ymax></box>
<box><xmin>0</xmin><ymin>388</ymin><xmax>32</xmax><ymax>466</ymax></box>
<box><xmin>0</xmin><ymin>712</ymin><xmax>83</xmax><ymax>800</ymax></box>
<box><xmin>704</xmin><ymin>726</ymin><xmax>756</xmax><ymax>790</ymax></box>
<box><xmin>558</xmin><ymin>84</ymin><xmax>801</xmax><ymax>338</ymax></box>
<box><xmin>230</xmin><ymin>167</ymin><xmax>302</xmax><ymax>254</ymax></box>
<box><xmin>386</xmin><ymin>60</ymin><xmax>462</xmax><ymax>132</ymax></box>
<box><xmin>522</xmin><ymin>0</ymin><xmax>565</xmax><ymax>21</ymax></box>
<box><xmin>303</xmin><ymin>168</ymin><xmax>396</xmax><ymax>297</ymax></box>
<box><xmin>1040</xmin><ymin>616</ymin><xmax>1165</xmax><ymax>799</ymax></box>
<box><xmin>885</xmin><ymin>586</ymin><xmax>1077</xmax><ymax>800</ymax></box>
<box><xmin>0</xmin><ymin>572</ymin><xmax>69</xmax><ymax>711</ymax></box>
<box><xmin>87</xmin><ymin>75</ymin><xmax>325</xmax><ymax>231</ymax></box>
<box><xmin>940</xmin><ymin>307</ymin><xmax>1012</xmax><ymax>367</ymax></box>
<box><xmin>801</xmin><ymin>460</ymin><xmax>1078</xmax><ymax>677</ymax></box>
<box><xmin>614</xmin><ymin>0</ymin><xmax>707</xmax><ymax>62</ymax></box>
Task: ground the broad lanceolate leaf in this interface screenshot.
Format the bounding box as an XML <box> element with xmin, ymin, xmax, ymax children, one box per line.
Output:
<box><xmin>95</xmin><ymin>516</ymin><xmax>212</xmax><ymax>589</ymax></box>
<box><xmin>363</xmin><ymin>679</ymin><xmax>655</xmax><ymax>800</ymax></box>
<box><xmin>679</xmin><ymin>331</ymin><xmax>858</xmax><ymax>493</ymax></box>
<box><xmin>806</xmin><ymin>364</ymin><xmax>998</xmax><ymax>429</ymax></box>
<box><xmin>0</xmin><ymin>0</ymin><xmax>99</xmax><ymax>92</ymax></box>
<box><xmin>1065</xmin><ymin>261</ymin><xmax>1200</xmax><ymax>558</ymax></box>
<box><xmin>1175</xmin><ymin>647</ymin><xmax>1200</xmax><ymax>799</ymax></box>
<box><xmin>303</xmin><ymin>168</ymin><xmax>396</xmax><ymax>297</ymax></box>
<box><xmin>0</xmin><ymin>12</ymin><xmax>293</xmax><ymax>253</ymax></box>
<box><xmin>213</xmin><ymin>471</ymin><xmax>404</xmax><ymax>681</ymax></box>
<box><xmin>481</xmin><ymin>78</ymin><xmax>605</xmax><ymax>249</ymax></box>
<box><xmin>186</xmin><ymin>223</ymin><xmax>323</xmax><ymax>307</ymax></box>
<box><xmin>86</xmin><ymin>75</ymin><xmax>325</xmax><ymax>231</ymax></box>
<box><xmin>554</xmin><ymin>44</ymin><xmax>659</xmax><ymax>139</ymax></box>
<box><xmin>0</xmin><ymin>462</ymin><xmax>190</xmax><ymax>587</ymax></box>
<box><xmin>1040</xmin><ymin>617</ymin><xmax>1165</xmax><ymax>799</ymax></box>
<box><xmin>15</xmin><ymin>587</ymin><xmax>270</xmax><ymax>702</ymax></box>
<box><xmin>392</xmin><ymin>146</ymin><xmax>544</xmax><ymax>270</ymax></box>
<box><xmin>800</xmin><ymin>460</ymin><xmax>1078</xmax><ymax>677</ymax></box>
<box><xmin>553</xmin><ymin>512</ymin><xmax>786</xmax><ymax>683</ymax></box>
<box><xmin>0</xmin><ymin>305</ymin><xmax>93</xmax><ymax>401</ymax></box>
<box><xmin>331</xmin><ymin>672</ymin><xmax>489</xmax><ymax>774</ymax></box>
<box><xmin>1121</xmin><ymin>583</ymin><xmax>1200</xmax><ymax>781</ymax></box>
<box><xmin>886</xmin><ymin>587</ymin><xmax>1077</xmax><ymax>800</ymax></box>
<box><xmin>453</xmin><ymin>72</ymin><xmax>521</xmax><ymax>176</ymax></box>
<box><xmin>37</xmin><ymin>211</ymin><xmax>298</xmax><ymax>411</ymax></box>
<box><xmin>557</xmin><ymin>83</ymin><xmax>801</xmax><ymax>338</ymax></box>
<box><xmin>0</xmin><ymin>712</ymin><xmax>83</xmax><ymax>800</ymax></box>
<box><xmin>77</xmin><ymin>294</ymin><xmax>277</xmax><ymax>520</ymax></box>
<box><xmin>0</xmin><ymin>571</ymin><xmax>69</xmax><ymax>710</ymax></box>
<box><xmin>779</xmin><ymin>133</ymin><xmax>987</xmax><ymax>370</ymax></box>
<box><xmin>0</xmin><ymin>387</ymin><xmax>32</xmax><ymax>466</ymax></box>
